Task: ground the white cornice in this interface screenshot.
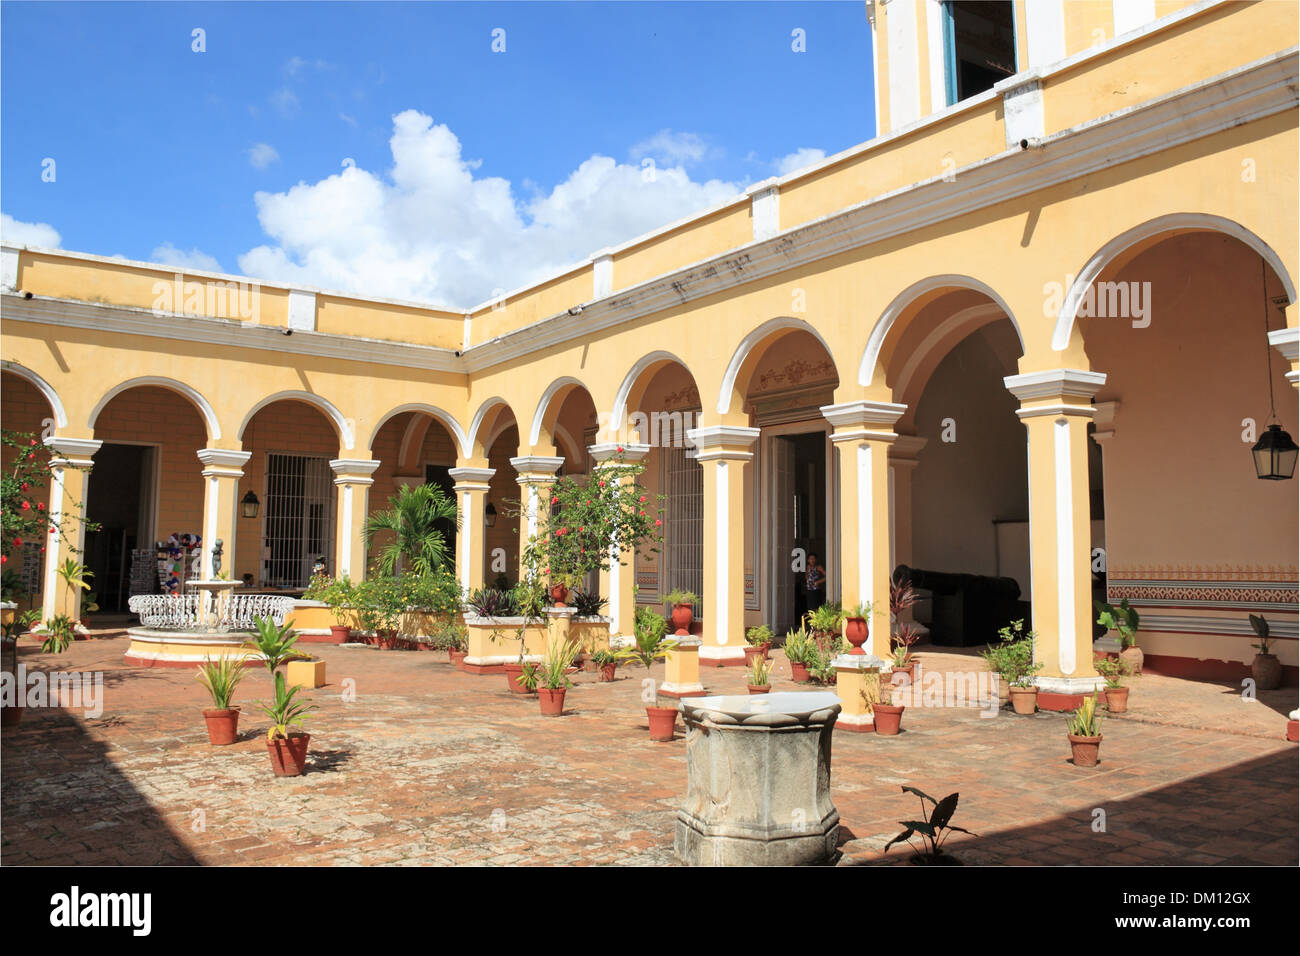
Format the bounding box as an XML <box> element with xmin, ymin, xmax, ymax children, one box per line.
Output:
<box><xmin>329</xmin><ymin>458</ymin><xmax>381</xmax><ymax>477</ymax></box>
<box><xmin>460</xmin><ymin>49</ymin><xmax>1298</xmax><ymax>373</ymax></box>
<box><xmin>509</xmin><ymin>455</ymin><xmax>565</xmax><ymax>476</ymax></box>
<box><xmin>588</xmin><ymin>442</ymin><xmax>651</xmax><ymax>463</ymax></box>
<box><xmin>0</xmin><ymin>293</ymin><xmax>463</xmax><ymax>374</ymax></box>
<box><xmin>196</xmin><ymin>448</ymin><xmax>252</xmax><ymax>470</ymax></box>
<box><xmin>44</xmin><ymin>436</ymin><xmax>102</xmax><ymax>461</ymax></box>
<box><xmin>820</xmin><ymin>400</ymin><xmax>908</xmax><ymax>428</ymax></box>
<box><xmin>1269</xmin><ymin>327</ymin><xmax>1299</xmax><ymax>361</ymax></box>
<box><xmin>1004</xmin><ymin>369</ymin><xmax>1107</xmax><ymax>401</ymax></box>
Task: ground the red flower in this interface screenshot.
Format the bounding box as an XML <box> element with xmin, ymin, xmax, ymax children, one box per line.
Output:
<box><xmin>551</xmin><ymin>496</ymin><xmax>558</xmax><ymax>505</ymax></box>
<box><xmin>28</xmin><ymin>439</ymin><xmax>37</xmax><ymax>446</ymax></box>
<box><xmin>36</xmin><ymin>502</ymin><xmax>44</xmax><ymax>511</ymax></box>
<box><xmin>20</xmin><ymin>501</ymin><xmax>30</xmax><ymax>510</ymax></box>
<box><xmin>599</xmin><ymin>481</ymin><xmax>606</xmax><ymax>488</ymax></box>
<box><xmin>616</xmin><ymin>445</ymin><xmax>624</xmax><ymax>453</ymax></box>
<box><xmin>12</xmin><ymin>538</ymin><xmax>21</xmax><ymax>547</ymax></box>
<box><xmin>0</xmin><ymin>555</ymin><xmax>6</xmax><ymax>564</ymax></box>
<box><xmin>654</xmin><ymin>519</ymin><xmax>662</xmax><ymax>527</ymax></box>
<box><xmin>639</xmin><ymin>495</ymin><xmax>646</xmax><ymax>502</ymax></box>
<box><xmin>20</xmin><ymin>483</ymin><xmax>30</xmax><ymax>491</ymax></box>
<box><xmin>27</xmin><ymin>452</ymin><xmax>35</xmax><ymax>460</ymax></box>
<box><xmin>639</xmin><ymin>511</ymin><xmax>646</xmax><ymax>516</ymax></box>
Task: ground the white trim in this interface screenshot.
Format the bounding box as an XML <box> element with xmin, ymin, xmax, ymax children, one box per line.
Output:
<box><xmin>196</xmin><ymin>448</ymin><xmax>252</xmax><ymax>471</ymax></box>
<box><xmin>287</xmin><ymin>289</ymin><xmax>317</xmax><ymax>332</ymax></box>
<box><xmin>329</xmin><ymin>458</ymin><xmax>381</xmax><ymax>479</ymax></box>
<box><xmin>466</xmin><ymin>397</ymin><xmax>511</xmax><ymax>457</ymax></box>
<box><xmin>610</xmin><ymin>350</ymin><xmax>694</xmax><ymax>439</ymax></box>
<box><xmin>861</xmin><ymin>275</ymin><xmax>1022</xmax><ymax>387</ymax></box>
<box><xmin>714</xmin><ymin>459</ymin><xmax>730</xmax><ymax>646</ymax></box>
<box><xmin>1002</xmin><ymin>78</ymin><xmax>1044</xmax><ymax>149</ymax></box>
<box><xmin>239</xmin><ymin>390</ymin><xmax>354</xmax><ymax>451</ymax></box>
<box><xmin>528</xmin><ymin>377</ymin><xmax>587</xmax><ymax>447</ymax></box>
<box><xmin>1053</xmin><ymin>418</ymin><xmax>1075</xmax><ymax>676</ymax></box>
<box><xmin>820</xmin><ymin>400</ymin><xmax>908</xmax><ymax>430</ymax></box>
<box><xmin>1113</xmin><ymin>0</ymin><xmax>1156</xmax><ymax>37</ymax></box>
<box><xmin>593</xmin><ymin>254</ymin><xmax>614</xmax><ymax>299</ymax></box>
<box><xmin>588</xmin><ymin>442</ymin><xmax>650</xmax><ymax>463</ymax></box>
<box><xmin>1269</xmin><ymin>326</ymin><xmax>1299</xmax><ymax>361</ymax></box>
<box><xmin>686</xmin><ymin>425</ymin><xmax>760</xmax><ymax>462</ymax></box>
<box><xmin>925</xmin><ymin>0</ymin><xmax>947</xmax><ymax>114</ymax></box>
<box><xmin>858</xmin><ymin>443</ymin><xmax>872</xmax><ymax>609</ymax></box>
<box><xmin>1004</xmin><ymin>368</ymin><xmax>1107</xmax><ymax>402</ymax></box>
<box><xmin>717</xmin><ymin>317</ymin><xmax>837</xmax><ymax>415</ymax></box>
<box><xmin>0</xmin><ymin>245</ymin><xmax>18</xmax><ymax>290</ymax></box>
<box><xmin>0</xmin><ymin>360</ymin><xmax>68</xmax><ymax>428</ymax></box>
<box><xmin>1025</xmin><ymin>0</ymin><xmax>1066</xmax><ymax>69</ymax></box>
<box><xmin>89</xmin><ymin>376</ymin><xmax>222</xmax><ymax>442</ymax></box>
<box><xmin>886</xmin><ymin>0</ymin><xmax>922</xmax><ymax>129</ymax></box>
<box><xmin>339</xmin><ymin>484</ymin><xmax>354</xmax><ymax>578</ymax></box>
<box><xmin>366</xmin><ymin>403</ymin><xmax>468</xmax><ymax>458</ymax></box>
<box><xmin>749</xmin><ymin>181</ymin><xmax>780</xmax><ymax>241</ymax></box>
<box><xmin>1052</xmin><ymin>213</ymin><xmax>1297</xmax><ymax>351</ymax></box>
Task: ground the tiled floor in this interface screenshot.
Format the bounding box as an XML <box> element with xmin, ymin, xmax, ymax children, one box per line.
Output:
<box><xmin>2</xmin><ymin>637</ymin><xmax>1295</xmax><ymax>866</ymax></box>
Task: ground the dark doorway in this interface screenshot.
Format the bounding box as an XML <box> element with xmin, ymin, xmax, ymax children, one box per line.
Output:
<box><xmin>945</xmin><ymin>1</ymin><xmax>1017</xmax><ymax>103</ymax></box>
<box><xmin>83</xmin><ymin>443</ymin><xmax>154</xmax><ymax>613</ymax></box>
<box><xmin>770</xmin><ymin>431</ymin><xmax>828</xmax><ymax>635</ymax></box>
<box><xmin>424</xmin><ymin>464</ymin><xmax>459</xmax><ymax>562</ymax></box>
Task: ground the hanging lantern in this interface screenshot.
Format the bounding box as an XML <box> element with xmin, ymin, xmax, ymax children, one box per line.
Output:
<box><xmin>1253</xmin><ymin>423</ymin><xmax>1298</xmax><ymax>480</ymax></box>
<box><xmin>240</xmin><ymin>490</ymin><xmax>261</xmax><ymax>518</ymax></box>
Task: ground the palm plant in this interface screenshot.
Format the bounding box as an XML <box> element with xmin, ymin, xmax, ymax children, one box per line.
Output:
<box><xmin>251</xmin><ymin>615</ymin><xmax>301</xmax><ymax>673</ymax></box>
<box><xmin>258</xmin><ymin>671</ymin><xmax>315</xmax><ymax>741</ymax></box>
<box><xmin>40</xmin><ymin>614</ymin><xmax>77</xmax><ymax>654</ymax></box>
<box><xmin>616</xmin><ymin>609</ymin><xmax>676</xmax><ymax>669</ymax></box>
<box><xmin>365</xmin><ymin>483</ymin><xmax>460</xmax><ymax>578</ymax></box>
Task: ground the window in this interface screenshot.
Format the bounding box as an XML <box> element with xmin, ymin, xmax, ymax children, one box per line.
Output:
<box><xmin>662</xmin><ymin>444</ymin><xmax>704</xmax><ymax>616</ymax></box>
<box><xmin>263</xmin><ymin>453</ymin><xmax>335</xmax><ymax>588</ymax></box>
<box><xmin>943</xmin><ymin>1</ymin><xmax>1017</xmax><ymax>105</ymax></box>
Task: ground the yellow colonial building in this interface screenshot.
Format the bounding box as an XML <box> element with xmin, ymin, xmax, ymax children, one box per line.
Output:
<box><xmin>2</xmin><ymin>1</ymin><xmax>1297</xmax><ymax>692</ymax></box>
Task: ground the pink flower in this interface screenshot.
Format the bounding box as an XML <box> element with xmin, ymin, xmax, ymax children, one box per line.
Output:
<box><xmin>639</xmin><ymin>495</ymin><xmax>646</xmax><ymax>502</ymax></box>
<box><xmin>617</xmin><ymin>445</ymin><xmax>624</xmax><ymax>453</ymax></box>
<box><xmin>654</xmin><ymin>519</ymin><xmax>662</xmax><ymax>527</ymax></box>
<box><xmin>20</xmin><ymin>501</ymin><xmax>30</xmax><ymax>510</ymax></box>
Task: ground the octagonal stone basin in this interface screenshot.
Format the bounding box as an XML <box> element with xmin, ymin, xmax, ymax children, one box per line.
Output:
<box><xmin>675</xmin><ymin>691</ymin><xmax>842</xmax><ymax>866</ymax></box>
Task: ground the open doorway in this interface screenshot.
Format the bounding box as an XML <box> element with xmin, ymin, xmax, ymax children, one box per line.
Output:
<box><xmin>83</xmin><ymin>443</ymin><xmax>157</xmax><ymax>614</ymax></box>
<box><xmin>768</xmin><ymin>431</ymin><xmax>828</xmax><ymax>635</ymax></box>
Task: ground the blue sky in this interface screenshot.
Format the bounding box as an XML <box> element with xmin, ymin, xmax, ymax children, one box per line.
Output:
<box><xmin>1</xmin><ymin>1</ymin><xmax>875</xmax><ymax>307</ymax></box>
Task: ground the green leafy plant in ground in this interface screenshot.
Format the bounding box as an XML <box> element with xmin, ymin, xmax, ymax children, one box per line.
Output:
<box><xmin>616</xmin><ymin>608</ymin><xmax>676</xmax><ymax>670</ymax></box>
<box><xmin>196</xmin><ymin>655</ymin><xmax>246</xmax><ymax>709</ymax></box>
<box><xmin>364</xmin><ymin>482</ymin><xmax>459</xmax><ymax>578</ymax></box>
<box><xmin>884</xmin><ymin>787</ymin><xmax>975</xmax><ymax>864</ymax></box>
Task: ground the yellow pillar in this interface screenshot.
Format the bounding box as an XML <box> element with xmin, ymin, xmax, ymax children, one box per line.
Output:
<box><xmin>589</xmin><ymin>442</ymin><xmax>650</xmax><ymax>640</ymax></box>
<box><xmin>888</xmin><ymin>434</ymin><xmax>926</xmax><ymax>576</ymax></box>
<box><xmin>510</xmin><ymin>454</ymin><xmax>564</xmax><ymax>582</ymax></box>
<box><xmin>661</xmin><ymin>637</ymin><xmax>705</xmax><ymax>697</ymax></box>
<box><xmin>450</xmin><ymin>463</ymin><xmax>495</xmax><ymax>594</ymax></box>
<box><xmin>687</xmin><ymin>425</ymin><xmax>758</xmax><ymax>667</ymax></box>
<box><xmin>1004</xmin><ymin>369</ymin><xmax>1107</xmax><ymax>698</ymax></box>
<box><xmin>329</xmin><ymin>458</ymin><xmax>380</xmax><ymax>581</ymax></box>
<box><xmin>196</xmin><ymin>448</ymin><xmax>250</xmax><ymax>581</ymax></box>
<box><xmin>833</xmin><ymin>654</ymin><xmax>886</xmax><ymax>732</ymax></box>
<box><xmin>40</xmin><ymin>436</ymin><xmax>100</xmax><ymax>623</ymax></box>
<box><xmin>821</xmin><ymin>401</ymin><xmax>904</xmax><ymax>657</ymax></box>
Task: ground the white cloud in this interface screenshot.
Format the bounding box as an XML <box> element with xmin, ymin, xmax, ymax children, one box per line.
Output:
<box><xmin>238</xmin><ymin>110</ymin><xmax>742</xmax><ymax>309</ymax></box>
<box><xmin>0</xmin><ymin>213</ymin><xmax>61</xmax><ymax>247</ymax></box>
<box><xmin>150</xmin><ymin>242</ymin><xmax>223</xmax><ymax>273</ymax></box>
<box><xmin>775</xmin><ymin>147</ymin><xmax>826</xmax><ymax>176</ymax></box>
<box><xmin>270</xmin><ymin>87</ymin><xmax>300</xmax><ymax>115</ymax></box>
<box><xmin>338</xmin><ymin>112</ymin><xmax>358</xmax><ymax>128</ymax></box>
<box><xmin>248</xmin><ymin>143</ymin><xmax>280</xmax><ymax>169</ymax></box>
<box><xmin>630</xmin><ymin>129</ymin><xmax>710</xmax><ymax>166</ymax></box>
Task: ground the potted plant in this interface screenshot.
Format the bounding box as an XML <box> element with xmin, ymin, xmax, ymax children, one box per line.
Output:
<box><xmin>592</xmin><ymin>647</ymin><xmax>619</xmax><ymax>682</ymax></box>
<box><xmin>783</xmin><ymin>624</ymin><xmax>813</xmax><ymax>683</ymax></box>
<box><xmin>746</xmin><ymin>655</ymin><xmax>772</xmax><ymax>694</ymax></box>
<box><xmin>744</xmin><ymin>624</ymin><xmax>773</xmax><ymax>664</ymax></box>
<box><xmin>883</xmin><ymin>787</ymin><xmax>975</xmax><ymax>865</ymax></box>
<box><xmin>40</xmin><ymin>614</ymin><xmax>77</xmax><ymax>654</ymax></box>
<box><xmin>1096</xmin><ymin>598</ymin><xmax>1142</xmax><ymax>674</ymax></box>
<box><xmin>805</xmin><ymin>603</ymin><xmax>844</xmax><ymax>643</ymax></box>
<box><xmin>890</xmin><ymin>576</ymin><xmax>922</xmax><ymax>671</ymax></box>
<box><xmin>569</xmin><ymin>589</ymin><xmax>607</xmax><ymax>669</ymax></box>
<box><xmin>536</xmin><ymin>640</ymin><xmax>579</xmax><ymax>716</ymax></box>
<box><xmin>259</xmin><ymin>671</ymin><xmax>316</xmax><ymax>776</ymax></box>
<box><xmin>986</xmin><ymin>620</ymin><xmax>1040</xmax><ymax>713</ymax></box>
<box><xmin>251</xmin><ymin>616</ymin><xmax>302</xmax><ymax>673</ymax></box>
<box><xmin>665</xmin><ymin>588</ymin><xmax>698</xmax><ymax>635</ymax></box>
<box><xmin>890</xmin><ymin>643</ymin><xmax>915</xmax><ymax>682</ymax></box>
<box><xmin>843</xmin><ymin>600</ymin><xmax>870</xmax><ymax>654</ymax></box>
<box><xmin>864</xmin><ymin>669</ymin><xmax>905</xmax><ymax>735</ymax></box>
<box><xmin>1066</xmin><ymin>693</ymin><xmax>1103</xmax><ymax>767</ymax></box>
<box><xmin>196</xmin><ymin>655</ymin><xmax>246</xmax><ymax>745</ymax></box>
<box><xmin>500</xmin><ymin>575</ymin><xmax>546</xmax><ymax>693</ymax></box>
<box><xmin>304</xmin><ymin>575</ymin><xmax>358</xmax><ymax>643</ymax></box>
<box><xmin>1094</xmin><ymin>655</ymin><xmax>1131</xmax><ymax>712</ymax></box>
<box><xmin>1249</xmin><ymin>614</ymin><xmax>1281</xmax><ymax>690</ymax></box>
<box><xmin>617</xmin><ymin>607</ymin><xmax>679</xmax><ymax>741</ymax></box>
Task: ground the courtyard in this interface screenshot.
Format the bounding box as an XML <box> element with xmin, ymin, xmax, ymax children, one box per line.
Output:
<box><xmin>3</xmin><ymin>635</ymin><xmax>1295</xmax><ymax>867</ymax></box>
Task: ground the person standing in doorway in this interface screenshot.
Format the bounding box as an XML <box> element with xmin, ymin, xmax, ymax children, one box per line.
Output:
<box><xmin>806</xmin><ymin>552</ymin><xmax>827</xmax><ymax>613</ymax></box>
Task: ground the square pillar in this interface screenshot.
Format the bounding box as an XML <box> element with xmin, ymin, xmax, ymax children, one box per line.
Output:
<box><xmin>330</xmin><ymin>458</ymin><xmax>381</xmax><ymax>582</ymax></box>
<box><xmin>1005</xmin><ymin>369</ymin><xmax>1108</xmax><ymax>700</ymax></box>
<box><xmin>821</xmin><ymin>401</ymin><xmax>905</xmax><ymax>658</ymax></box>
<box><xmin>450</xmin><ymin>464</ymin><xmax>496</xmax><ymax>593</ymax></box>
<box><xmin>196</xmin><ymin>448</ymin><xmax>251</xmax><ymax>581</ymax></box>
<box><xmin>832</xmin><ymin>653</ymin><xmax>888</xmax><ymax>732</ymax></box>
<box><xmin>686</xmin><ymin>425</ymin><xmax>759</xmax><ymax>666</ymax></box>
<box><xmin>589</xmin><ymin>442</ymin><xmax>650</xmax><ymax>640</ymax></box>
<box><xmin>40</xmin><ymin>437</ymin><xmax>101</xmax><ymax>623</ymax></box>
<box><xmin>661</xmin><ymin>637</ymin><xmax>705</xmax><ymax>698</ymax></box>
<box><xmin>511</xmin><ymin>455</ymin><xmax>565</xmax><ymax>583</ymax></box>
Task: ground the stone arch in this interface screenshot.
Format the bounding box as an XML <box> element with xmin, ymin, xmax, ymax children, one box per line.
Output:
<box><xmin>90</xmin><ymin>376</ymin><xmax>221</xmax><ymax>443</ymax></box>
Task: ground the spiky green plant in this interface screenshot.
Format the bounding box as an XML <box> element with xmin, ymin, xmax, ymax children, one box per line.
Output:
<box><xmin>258</xmin><ymin>671</ymin><xmax>315</xmax><ymax>741</ymax></box>
<box><xmin>747</xmin><ymin>655</ymin><xmax>772</xmax><ymax>686</ymax></box>
<box><xmin>537</xmin><ymin>640</ymin><xmax>580</xmax><ymax>690</ymax></box>
<box><xmin>251</xmin><ymin>616</ymin><xmax>301</xmax><ymax>673</ymax></box>
<box><xmin>364</xmin><ymin>482</ymin><xmax>460</xmax><ymax>578</ymax></box>
<box><xmin>196</xmin><ymin>655</ymin><xmax>246</xmax><ymax>709</ymax></box>
<box><xmin>1067</xmin><ymin>693</ymin><xmax>1103</xmax><ymax>737</ymax></box>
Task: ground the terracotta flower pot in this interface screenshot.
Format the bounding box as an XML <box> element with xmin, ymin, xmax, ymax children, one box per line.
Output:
<box><xmin>267</xmin><ymin>732</ymin><xmax>311</xmax><ymax>777</ymax></box>
<box><xmin>873</xmin><ymin>702</ymin><xmax>905</xmax><ymax>734</ymax></box>
<box><xmin>1009</xmin><ymin>686</ymin><xmax>1038</xmax><ymax>715</ymax></box>
<box><xmin>202</xmin><ymin>707</ymin><xmax>241</xmax><ymax>746</ymax></box>
<box><xmin>549</xmin><ymin>584</ymin><xmax>569</xmax><ymax>607</ymax></box>
<box><xmin>504</xmin><ymin>662</ymin><xmax>535</xmax><ymax>695</ymax></box>
<box><xmin>1068</xmin><ymin>732</ymin><xmax>1102</xmax><ymax>768</ymax></box>
<box><xmin>844</xmin><ymin>616</ymin><xmax>868</xmax><ymax>653</ymax></box>
<box><xmin>646</xmin><ymin>705</ymin><xmax>677</xmax><ymax>741</ymax></box>
<box><xmin>451</xmin><ymin>649</ymin><xmax>467</xmax><ymax>668</ymax></box>
<box><xmin>997</xmin><ymin>679</ymin><xmax>1010</xmax><ymax>702</ymax></box>
<box><xmin>670</xmin><ymin>603</ymin><xmax>693</xmax><ymax>635</ymax></box>
<box><xmin>747</xmin><ymin>684</ymin><xmax>770</xmax><ymax>694</ymax></box>
<box><xmin>1103</xmin><ymin>686</ymin><xmax>1129</xmax><ymax>713</ymax></box>
<box><xmin>599</xmin><ymin>662</ymin><xmax>617</xmax><ymax>682</ymax></box>
<box><xmin>1252</xmin><ymin>653</ymin><xmax>1282</xmax><ymax>691</ymax></box>
<box><xmin>329</xmin><ymin>624</ymin><xmax>351</xmax><ymax>644</ymax></box>
<box><xmin>538</xmin><ymin>687</ymin><xmax>567</xmax><ymax>716</ymax></box>
<box><xmin>743</xmin><ymin>645</ymin><xmax>765</xmax><ymax>666</ymax></box>
<box><xmin>1119</xmin><ymin>645</ymin><xmax>1143</xmax><ymax>675</ymax></box>
<box><xmin>790</xmin><ymin>661</ymin><xmax>810</xmax><ymax>683</ymax></box>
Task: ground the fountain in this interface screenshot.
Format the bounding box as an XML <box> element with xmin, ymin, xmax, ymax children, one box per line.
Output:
<box><xmin>125</xmin><ymin>580</ymin><xmax>295</xmax><ymax>669</ymax></box>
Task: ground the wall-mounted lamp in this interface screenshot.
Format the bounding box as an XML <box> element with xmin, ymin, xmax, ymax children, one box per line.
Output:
<box><xmin>484</xmin><ymin>502</ymin><xmax>497</xmax><ymax>527</ymax></box>
<box><xmin>241</xmin><ymin>490</ymin><xmax>261</xmax><ymax>518</ymax></box>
